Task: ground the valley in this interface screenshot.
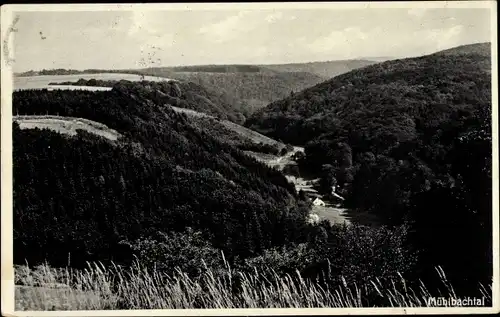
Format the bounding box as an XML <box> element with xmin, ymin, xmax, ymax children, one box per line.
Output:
<box><xmin>172</xmin><ymin>105</ymin><xmax>353</xmax><ymax>225</ymax></box>
<box><xmin>9</xmin><ymin>36</ymin><xmax>494</xmax><ymax>310</ymax></box>
<box><xmin>12</xmin><ymin>71</ymin><xmax>367</xmax><ymax>229</ymax></box>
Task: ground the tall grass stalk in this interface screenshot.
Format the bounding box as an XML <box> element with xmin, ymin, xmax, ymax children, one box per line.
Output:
<box><xmin>14</xmin><ymin>260</ymin><xmax>492</xmax><ymax>310</ymax></box>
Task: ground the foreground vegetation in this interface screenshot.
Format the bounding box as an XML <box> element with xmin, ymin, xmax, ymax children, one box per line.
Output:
<box><xmin>15</xmin><ymin>260</ymin><xmax>492</xmax><ymax>310</ymax></box>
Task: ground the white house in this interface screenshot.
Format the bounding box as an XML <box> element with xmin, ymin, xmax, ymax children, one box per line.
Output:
<box><xmin>312</xmin><ymin>198</ymin><xmax>326</xmax><ymax>207</ymax></box>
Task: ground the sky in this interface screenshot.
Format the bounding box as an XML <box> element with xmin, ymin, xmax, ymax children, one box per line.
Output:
<box><xmin>10</xmin><ymin>4</ymin><xmax>493</xmax><ymax>72</ymax></box>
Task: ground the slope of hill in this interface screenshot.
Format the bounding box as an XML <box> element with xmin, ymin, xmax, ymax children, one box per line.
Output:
<box><xmin>13</xmin><ymin>86</ymin><xmax>314</xmax><ymax>269</ymax></box>
<box><xmin>44</xmin><ymin>78</ymin><xmax>248</xmax><ymax>124</ymax></box>
<box><xmin>246</xmin><ymin>43</ymin><xmax>491</xmax><ymax>145</ymax></box>
<box><xmin>147</xmin><ymin>70</ymin><xmax>326</xmax><ymax>114</ymax></box>
<box><xmin>17</xmin><ymin>59</ymin><xmax>378</xmax><ymax>118</ymax></box>
<box><xmin>258</xmin><ymin>59</ymin><xmax>379</xmax><ymax>79</ymax></box>
<box><xmin>245</xmin><ymin>43</ymin><xmax>493</xmax><ymax>292</ymax></box>
<box><xmin>170</xmin><ymin>106</ymin><xmax>290</xmax><ymax>156</ymax></box>
<box><xmin>434</xmin><ymin>42</ymin><xmax>491</xmax><ymax>57</ymax></box>
<box><xmin>134</xmin><ymin>61</ymin><xmax>380</xmax><ymax>114</ymax></box>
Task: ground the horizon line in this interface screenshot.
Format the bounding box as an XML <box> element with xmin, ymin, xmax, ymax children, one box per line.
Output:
<box><xmin>13</xmin><ymin>41</ymin><xmax>490</xmax><ymax>75</ymax></box>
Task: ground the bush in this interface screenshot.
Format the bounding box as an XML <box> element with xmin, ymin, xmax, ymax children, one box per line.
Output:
<box><xmin>243</xmin><ymin>243</ymin><xmax>317</xmax><ymax>276</ymax></box>
<box><xmin>126</xmin><ymin>228</ymin><xmax>224</xmax><ymax>278</ymax></box>
<box><xmin>307</xmin><ymin>223</ymin><xmax>417</xmax><ymax>287</ymax></box>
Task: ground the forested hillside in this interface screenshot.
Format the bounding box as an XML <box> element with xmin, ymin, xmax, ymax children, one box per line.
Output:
<box><xmin>47</xmin><ymin>78</ymin><xmax>249</xmax><ymax>124</ymax></box>
<box><xmin>13</xmin><ymin>85</ymin><xmax>313</xmax><ymax>269</ymax></box>
<box><xmin>138</xmin><ymin>70</ymin><xmax>325</xmax><ymax>114</ymax></box>
<box><xmin>245</xmin><ymin>43</ymin><xmax>493</xmax><ymax>292</ymax></box>
<box><xmin>46</xmin><ymin>72</ymin><xmax>323</xmax><ymax>120</ymax></box>
<box><xmin>18</xmin><ymin>59</ymin><xmax>377</xmax><ymax>118</ymax></box>
<box><xmin>132</xmin><ymin>60</ymin><xmax>382</xmax><ymax>114</ymax></box>
<box><xmin>13</xmin><ymin>81</ymin><xmax>423</xmax><ymax>308</ymax></box>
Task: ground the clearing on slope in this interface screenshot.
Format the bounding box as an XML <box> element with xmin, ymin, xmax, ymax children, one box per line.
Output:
<box><xmin>14</xmin><ymin>73</ymin><xmax>175</xmax><ymax>91</ymax></box>
<box><xmin>13</xmin><ymin>115</ymin><xmax>122</xmax><ymax>141</ymax></box>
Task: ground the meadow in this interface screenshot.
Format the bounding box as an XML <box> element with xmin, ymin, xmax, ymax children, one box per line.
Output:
<box><xmin>14</xmin><ymin>73</ymin><xmax>172</xmax><ymax>91</ymax></box>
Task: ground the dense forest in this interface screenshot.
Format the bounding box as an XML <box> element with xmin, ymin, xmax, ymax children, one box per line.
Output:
<box><xmin>13</xmin><ymin>86</ymin><xmax>307</xmax><ymax>266</ymax></box>
<box><xmin>13</xmin><ymin>84</ymin><xmax>419</xmax><ymax>300</ymax></box>
<box><xmin>182</xmin><ymin>114</ymin><xmax>289</xmax><ymax>156</ymax></box>
<box><xmin>39</xmin><ymin>76</ymin><xmax>292</xmax><ymax>155</ymax></box>
<box><xmin>140</xmin><ymin>70</ymin><xmax>325</xmax><ymax>114</ymax></box>
<box><xmin>47</xmin><ymin>78</ymin><xmax>250</xmax><ymax>124</ymax></box>
<box><xmin>246</xmin><ymin>43</ymin><xmax>493</xmax><ymax>293</ymax></box>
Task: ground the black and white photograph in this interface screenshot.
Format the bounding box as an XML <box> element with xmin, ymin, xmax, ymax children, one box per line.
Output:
<box><xmin>1</xmin><ymin>1</ymin><xmax>498</xmax><ymax>315</ymax></box>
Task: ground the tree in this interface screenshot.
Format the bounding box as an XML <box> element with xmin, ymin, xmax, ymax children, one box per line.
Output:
<box><xmin>319</xmin><ymin>164</ymin><xmax>337</xmax><ymax>194</ymax></box>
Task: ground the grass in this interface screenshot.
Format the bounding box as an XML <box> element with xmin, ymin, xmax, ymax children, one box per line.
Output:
<box><xmin>14</xmin><ymin>256</ymin><xmax>492</xmax><ymax>310</ymax></box>
<box><xmin>14</xmin><ymin>115</ymin><xmax>122</xmax><ymax>141</ymax></box>
<box><xmin>170</xmin><ymin>105</ymin><xmax>285</xmax><ymax>149</ymax></box>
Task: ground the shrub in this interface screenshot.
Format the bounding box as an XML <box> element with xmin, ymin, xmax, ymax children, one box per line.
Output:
<box><xmin>243</xmin><ymin>243</ymin><xmax>317</xmax><ymax>276</ymax></box>
<box><xmin>308</xmin><ymin>223</ymin><xmax>417</xmax><ymax>287</ymax></box>
<box><xmin>126</xmin><ymin>228</ymin><xmax>225</xmax><ymax>278</ymax></box>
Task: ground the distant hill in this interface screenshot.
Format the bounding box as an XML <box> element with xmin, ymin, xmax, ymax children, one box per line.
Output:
<box><xmin>133</xmin><ymin>60</ymin><xmax>380</xmax><ymax>113</ymax></box>
<box><xmin>17</xmin><ymin>59</ymin><xmax>378</xmax><ymax>117</ymax></box>
<box><xmin>257</xmin><ymin>59</ymin><xmax>380</xmax><ymax>79</ymax></box>
<box><xmin>16</xmin><ymin>68</ymin><xmax>140</xmax><ymax>77</ymax></box>
<box><xmin>167</xmin><ymin>71</ymin><xmax>325</xmax><ymax>114</ymax></box>
<box><xmin>246</xmin><ymin>43</ymin><xmax>491</xmax><ymax>145</ymax></box>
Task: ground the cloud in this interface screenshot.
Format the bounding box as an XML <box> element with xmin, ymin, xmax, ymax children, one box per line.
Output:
<box><xmin>128</xmin><ymin>11</ymin><xmax>159</xmax><ymax>37</ymax></box>
<box><xmin>128</xmin><ymin>11</ymin><xmax>175</xmax><ymax>44</ymax></box>
<box><xmin>306</xmin><ymin>27</ymin><xmax>367</xmax><ymax>55</ymax></box>
<box><xmin>265</xmin><ymin>11</ymin><xmax>284</xmax><ymax>23</ymax></box>
<box><xmin>198</xmin><ymin>10</ymin><xmax>296</xmax><ymax>43</ymax></box>
<box><xmin>407</xmin><ymin>8</ymin><xmax>429</xmax><ymax>18</ymax></box>
<box><xmin>198</xmin><ymin>11</ymin><xmax>256</xmax><ymax>43</ymax></box>
<box><xmin>423</xmin><ymin>25</ymin><xmax>464</xmax><ymax>50</ymax></box>
<box><xmin>128</xmin><ymin>11</ymin><xmax>177</xmax><ymax>56</ymax></box>
<box><xmin>125</xmin><ymin>11</ymin><xmax>178</xmax><ymax>68</ymax></box>
<box><xmin>305</xmin><ymin>22</ymin><xmax>466</xmax><ymax>59</ymax></box>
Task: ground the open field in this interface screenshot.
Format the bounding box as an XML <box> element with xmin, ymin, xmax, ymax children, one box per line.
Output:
<box><xmin>18</xmin><ymin>85</ymin><xmax>113</xmax><ymax>91</ymax></box>
<box><xmin>14</xmin><ymin>73</ymin><xmax>174</xmax><ymax>91</ymax></box>
<box><xmin>13</xmin><ymin>115</ymin><xmax>122</xmax><ymax>141</ymax></box>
